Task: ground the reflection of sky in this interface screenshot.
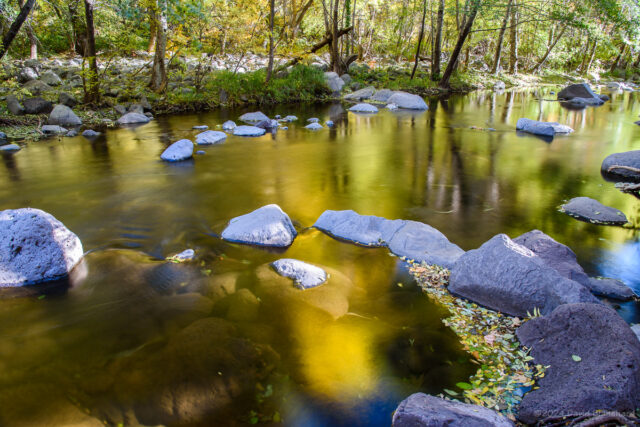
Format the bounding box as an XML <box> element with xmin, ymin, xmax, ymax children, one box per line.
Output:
<box><xmin>596</xmin><ymin>240</ymin><xmax>640</xmax><ymax>324</ymax></box>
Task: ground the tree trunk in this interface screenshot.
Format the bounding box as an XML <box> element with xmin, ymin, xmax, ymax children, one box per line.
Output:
<box><xmin>17</xmin><ymin>0</ymin><xmax>38</xmax><ymax>59</ymax></box>
<box><xmin>0</xmin><ymin>0</ymin><xmax>36</xmax><ymax>59</ymax></box>
<box><xmin>83</xmin><ymin>0</ymin><xmax>99</xmax><ymax>103</ymax></box>
<box><xmin>530</xmin><ymin>24</ymin><xmax>565</xmax><ymax>74</ymax></box>
<box><xmin>491</xmin><ymin>0</ymin><xmax>512</xmax><ymax>74</ymax></box>
<box><xmin>266</xmin><ymin>0</ymin><xmax>275</xmax><ymax>83</ymax></box>
<box><xmin>585</xmin><ymin>39</ymin><xmax>598</xmax><ymax>74</ymax></box>
<box><xmin>69</xmin><ymin>3</ymin><xmax>86</xmax><ymax>56</ymax></box>
<box><xmin>149</xmin><ymin>0</ymin><xmax>168</xmax><ymax>92</ymax></box>
<box><xmin>330</xmin><ymin>0</ymin><xmax>341</xmax><ymax>72</ymax></box>
<box><xmin>431</xmin><ymin>0</ymin><xmax>444</xmax><ymax>81</ymax></box>
<box><xmin>411</xmin><ymin>0</ymin><xmax>427</xmax><ymax>80</ymax></box>
<box><xmin>439</xmin><ymin>0</ymin><xmax>480</xmax><ymax>88</ymax></box>
<box><xmin>148</xmin><ymin>8</ymin><xmax>158</xmax><ymax>53</ymax></box>
<box><xmin>508</xmin><ymin>0</ymin><xmax>518</xmax><ymax>74</ymax></box>
<box><xmin>610</xmin><ymin>43</ymin><xmax>627</xmax><ymax>73</ymax></box>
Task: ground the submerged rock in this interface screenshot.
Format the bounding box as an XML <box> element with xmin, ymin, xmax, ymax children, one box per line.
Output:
<box><xmin>387</xmin><ymin>91</ymin><xmax>428</xmax><ymax>110</ymax></box>
<box><xmin>348</xmin><ymin>103</ymin><xmax>378</xmax><ymax>113</ymax></box>
<box><xmin>516</xmin><ymin>303</ymin><xmax>640</xmax><ymax>424</ymax></box>
<box><xmin>271</xmin><ymin>259</ymin><xmax>328</xmax><ymax>289</ymax></box>
<box><xmin>239</xmin><ymin>111</ymin><xmax>269</xmax><ymax>123</ymax></box>
<box><xmin>587</xmin><ymin>277</ymin><xmax>637</xmax><ymax>300</ymax></box>
<box><xmin>232</xmin><ymin>125</ymin><xmax>266</xmax><ymax>137</ymax></box>
<box><xmin>116</xmin><ymin>112</ymin><xmax>151</xmax><ymax>125</ymax></box>
<box><xmin>393</xmin><ymin>393</ymin><xmax>514</xmax><ymax>427</ymax></box>
<box><xmin>516</xmin><ymin>118</ymin><xmax>573</xmax><ymax>137</ymax></box>
<box><xmin>449</xmin><ymin>234</ymin><xmax>598</xmax><ymax>317</ymax></box>
<box><xmin>195</xmin><ymin>130</ymin><xmax>227</xmax><ymax>145</ymax></box>
<box><xmin>160</xmin><ymin>139</ymin><xmax>194</xmax><ymax>162</ymax></box>
<box><xmin>601</xmin><ymin>150</ymin><xmax>640</xmax><ymax>183</ymax></box>
<box><xmin>560</xmin><ymin>197</ymin><xmax>627</xmax><ymax>225</ymax></box>
<box><xmin>221</xmin><ymin>204</ymin><xmax>297</xmax><ymax>247</ymax></box>
<box><xmin>0</xmin><ymin>208</ymin><xmax>84</xmax><ymax>287</ymax></box>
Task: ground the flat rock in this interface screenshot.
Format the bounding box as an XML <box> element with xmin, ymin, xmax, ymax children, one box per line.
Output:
<box><xmin>305</xmin><ymin>123</ymin><xmax>323</xmax><ymax>130</ymax></box>
<box><xmin>221</xmin><ymin>204</ymin><xmax>297</xmax><ymax>247</ymax></box>
<box><xmin>387</xmin><ymin>91</ymin><xmax>428</xmax><ymax>110</ymax></box>
<box><xmin>558</xmin><ymin>83</ymin><xmax>604</xmax><ymax>104</ymax></box>
<box><xmin>348</xmin><ymin>103</ymin><xmax>378</xmax><ymax>113</ymax></box>
<box><xmin>344</xmin><ymin>86</ymin><xmax>375</xmax><ymax>101</ymax></box>
<box><xmin>313</xmin><ymin>210</ymin><xmax>405</xmax><ymax>247</ymax></box>
<box><xmin>387</xmin><ymin>221</ymin><xmax>465</xmax><ymax>269</ymax></box>
<box><xmin>195</xmin><ymin>130</ymin><xmax>226</xmax><ymax>145</ymax></box>
<box><xmin>371</xmin><ymin>89</ymin><xmax>394</xmax><ymax>103</ymax></box>
<box><xmin>560</xmin><ymin>197</ymin><xmax>627</xmax><ymax>225</ymax></box>
<box><xmin>160</xmin><ymin>139</ymin><xmax>193</xmax><ymax>162</ymax></box>
<box><xmin>449</xmin><ymin>234</ymin><xmax>598</xmax><ymax>317</ymax></box>
<box><xmin>516</xmin><ymin>303</ymin><xmax>640</xmax><ymax>424</ymax></box>
<box><xmin>233</xmin><ymin>125</ymin><xmax>266</xmax><ymax>137</ymax></box>
<box><xmin>516</xmin><ymin>118</ymin><xmax>573</xmax><ymax>137</ymax></box>
<box><xmin>192</xmin><ymin>125</ymin><xmax>208</xmax><ymax>130</ymax></box>
<box><xmin>393</xmin><ymin>393</ymin><xmax>514</xmax><ymax>427</ymax></box>
<box><xmin>41</xmin><ymin>125</ymin><xmax>67</xmax><ymax>134</ymax></box>
<box><xmin>587</xmin><ymin>277</ymin><xmax>637</xmax><ymax>300</ymax></box>
<box><xmin>0</xmin><ymin>208</ymin><xmax>84</xmax><ymax>287</ymax></box>
<box><xmin>222</xmin><ymin>120</ymin><xmax>236</xmax><ymax>130</ymax></box>
<box><xmin>116</xmin><ymin>112</ymin><xmax>151</xmax><ymax>125</ymax></box>
<box><xmin>601</xmin><ymin>150</ymin><xmax>640</xmax><ymax>182</ymax></box>
<box><xmin>239</xmin><ymin>111</ymin><xmax>269</xmax><ymax>123</ymax></box>
<box><xmin>513</xmin><ymin>230</ymin><xmax>590</xmax><ymax>287</ymax></box>
<box><xmin>271</xmin><ymin>259</ymin><xmax>328</xmax><ymax>289</ymax></box>
<box><xmin>0</xmin><ymin>144</ymin><xmax>21</xmax><ymax>152</ymax></box>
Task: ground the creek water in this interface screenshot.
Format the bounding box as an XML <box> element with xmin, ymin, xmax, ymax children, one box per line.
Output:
<box><xmin>0</xmin><ymin>88</ymin><xmax>639</xmax><ymax>426</ymax></box>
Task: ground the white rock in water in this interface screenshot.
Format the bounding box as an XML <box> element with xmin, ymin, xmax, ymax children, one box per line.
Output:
<box><xmin>222</xmin><ymin>120</ymin><xmax>236</xmax><ymax>131</ymax></box>
<box><xmin>0</xmin><ymin>144</ymin><xmax>21</xmax><ymax>152</ymax></box>
<box><xmin>167</xmin><ymin>249</ymin><xmax>195</xmax><ymax>262</ymax></box>
<box><xmin>386</xmin><ymin>103</ymin><xmax>398</xmax><ymax>110</ymax></box>
<box><xmin>160</xmin><ymin>139</ymin><xmax>194</xmax><ymax>162</ymax></box>
<box><xmin>233</xmin><ymin>125</ymin><xmax>266</xmax><ymax>137</ymax></box>
<box><xmin>387</xmin><ymin>91</ymin><xmax>428</xmax><ymax>110</ymax></box>
<box><xmin>239</xmin><ymin>111</ymin><xmax>269</xmax><ymax>123</ymax></box>
<box><xmin>0</xmin><ymin>208</ymin><xmax>84</xmax><ymax>287</ymax></box>
<box><xmin>305</xmin><ymin>123</ymin><xmax>323</xmax><ymax>130</ymax></box>
<box><xmin>349</xmin><ymin>103</ymin><xmax>379</xmax><ymax>113</ymax></box>
<box><xmin>116</xmin><ymin>112</ymin><xmax>151</xmax><ymax>125</ymax></box>
<box><xmin>282</xmin><ymin>115</ymin><xmax>298</xmax><ymax>122</ymax></box>
<box><xmin>221</xmin><ymin>204</ymin><xmax>297</xmax><ymax>247</ymax></box>
<box><xmin>195</xmin><ymin>130</ymin><xmax>227</xmax><ymax>145</ymax></box>
<box><xmin>271</xmin><ymin>259</ymin><xmax>328</xmax><ymax>289</ymax></box>
<box><xmin>192</xmin><ymin>125</ymin><xmax>208</xmax><ymax>130</ymax></box>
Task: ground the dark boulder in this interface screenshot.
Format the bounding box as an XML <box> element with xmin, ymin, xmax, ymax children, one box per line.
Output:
<box><xmin>557</xmin><ymin>83</ymin><xmax>604</xmax><ymax>105</ymax></box>
<box><xmin>58</xmin><ymin>92</ymin><xmax>78</xmax><ymax>108</ymax></box>
<box><xmin>6</xmin><ymin>95</ymin><xmax>24</xmax><ymax>115</ymax></box>
<box><xmin>449</xmin><ymin>234</ymin><xmax>598</xmax><ymax>317</ymax></box>
<box><xmin>516</xmin><ymin>303</ymin><xmax>640</xmax><ymax>424</ymax></box>
<box><xmin>22</xmin><ymin>97</ymin><xmax>53</xmax><ymax>115</ymax></box>
<box><xmin>601</xmin><ymin>150</ymin><xmax>640</xmax><ymax>183</ymax></box>
<box><xmin>587</xmin><ymin>277</ymin><xmax>637</xmax><ymax>301</ymax></box>
<box><xmin>392</xmin><ymin>393</ymin><xmax>514</xmax><ymax>427</ymax></box>
<box><xmin>560</xmin><ymin>197</ymin><xmax>627</xmax><ymax>225</ymax></box>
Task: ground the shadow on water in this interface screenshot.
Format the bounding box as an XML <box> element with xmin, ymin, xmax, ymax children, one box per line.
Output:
<box><xmin>1</xmin><ymin>88</ymin><xmax>640</xmax><ymax>425</ymax></box>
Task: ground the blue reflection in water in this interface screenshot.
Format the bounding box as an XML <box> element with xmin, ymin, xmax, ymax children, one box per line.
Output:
<box><xmin>597</xmin><ymin>240</ymin><xmax>640</xmax><ymax>324</ymax></box>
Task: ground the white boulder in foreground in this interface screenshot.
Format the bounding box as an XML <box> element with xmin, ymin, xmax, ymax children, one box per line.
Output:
<box><xmin>0</xmin><ymin>208</ymin><xmax>84</xmax><ymax>287</ymax></box>
<box><xmin>221</xmin><ymin>204</ymin><xmax>297</xmax><ymax>247</ymax></box>
<box><xmin>160</xmin><ymin>139</ymin><xmax>194</xmax><ymax>162</ymax></box>
<box><xmin>271</xmin><ymin>259</ymin><xmax>328</xmax><ymax>289</ymax></box>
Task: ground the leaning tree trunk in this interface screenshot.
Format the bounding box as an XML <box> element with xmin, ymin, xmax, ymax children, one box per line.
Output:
<box><xmin>508</xmin><ymin>0</ymin><xmax>518</xmax><ymax>74</ymax></box>
<box><xmin>530</xmin><ymin>24</ymin><xmax>566</xmax><ymax>74</ymax></box>
<box><xmin>83</xmin><ymin>0</ymin><xmax>99</xmax><ymax>103</ymax></box>
<box><xmin>584</xmin><ymin>39</ymin><xmax>598</xmax><ymax>74</ymax></box>
<box><xmin>431</xmin><ymin>0</ymin><xmax>444</xmax><ymax>81</ymax></box>
<box><xmin>410</xmin><ymin>0</ymin><xmax>427</xmax><ymax>79</ymax></box>
<box><xmin>0</xmin><ymin>0</ymin><xmax>36</xmax><ymax>59</ymax></box>
<box><xmin>265</xmin><ymin>0</ymin><xmax>275</xmax><ymax>83</ymax></box>
<box><xmin>491</xmin><ymin>0</ymin><xmax>512</xmax><ymax>74</ymax></box>
<box><xmin>439</xmin><ymin>0</ymin><xmax>480</xmax><ymax>88</ymax></box>
<box><xmin>149</xmin><ymin>0</ymin><xmax>168</xmax><ymax>92</ymax></box>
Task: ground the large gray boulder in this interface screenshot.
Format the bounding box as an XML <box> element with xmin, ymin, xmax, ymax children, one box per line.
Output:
<box><xmin>324</xmin><ymin>71</ymin><xmax>345</xmax><ymax>94</ymax></box>
<box><xmin>313</xmin><ymin>210</ymin><xmax>405</xmax><ymax>247</ymax></box>
<box><xmin>392</xmin><ymin>393</ymin><xmax>513</xmax><ymax>427</ymax></box>
<box><xmin>116</xmin><ymin>112</ymin><xmax>151</xmax><ymax>125</ymax></box>
<box><xmin>513</xmin><ymin>230</ymin><xmax>590</xmax><ymax>287</ymax></box>
<box><xmin>0</xmin><ymin>208</ymin><xmax>84</xmax><ymax>287</ymax></box>
<box><xmin>516</xmin><ymin>118</ymin><xmax>573</xmax><ymax>137</ymax></box>
<box><xmin>449</xmin><ymin>234</ymin><xmax>598</xmax><ymax>317</ymax></box>
<box><xmin>587</xmin><ymin>277</ymin><xmax>637</xmax><ymax>300</ymax></box>
<box><xmin>388</xmin><ymin>221</ymin><xmax>465</xmax><ymax>269</ymax></box>
<box><xmin>557</xmin><ymin>83</ymin><xmax>605</xmax><ymax>105</ymax></box>
<box><xmin>233</xmin><ymin>125</ymin><xmax>266</xmax><ymax>136</ymax></box>
<box><xmin>195</xmin><ymin>130</ymin><xmax>226</xmax><ymax>145</ymax></box>
<box><xmin>48</xmin><ymin>104</ymin><xmax>82</xmax><ymax>126</ymax></box>
<box><xmin>387</xmin><ymin>91</ymin><xmax>428</xmax><ymax>110</ymax></box>
<box><xmin>221</xmin><ymin>204</ymin><xmax>297</xmax><ymax>247</ymax></box>
<box><xmin>344</xmin><ymin>86</ymin><xmax>375</xmax><ymax>101</ymax></box>
<box><xmin>18</xmin><ymin>67</ymin><xmax>38</xmax><ymax>83</ymax></box>
<box><xmin>601</xmin><ymin>150</ymin><xmax>640</xmax><ymax>182</ymax></box>
<box><xmin>160</xmin><ymin>139</ymin><xmax>193</xmax><ymax>162</ymax></box>
<box><xmin>23</xmin><ymin>97</ymin><xmax>53</xmax><ymax>115</ymax></box>
<box><xmin>40</xmin><ymin>71</ymin><xmax>62</xmax><ymax>86</ymax></box>
<box><xmin>516</xmin><ymin>303</ymin><xmax>640</xmax><ymax>424</ymax></box>
<box><xmin>560</xmin><ymin>197</ymin><xmax>628</xmax><ymax>225</ymax></box>
<box><xmin>238</xmin><ymin>111</ymin><xmax>269</xmax><ymax>123</ymax></box>
<box><xmin>271</xmin><ymin>259</ymin><xmax>328</xmax><ymax>289</ymax></box>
